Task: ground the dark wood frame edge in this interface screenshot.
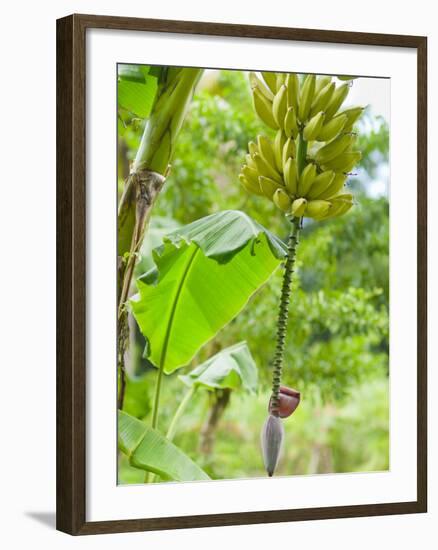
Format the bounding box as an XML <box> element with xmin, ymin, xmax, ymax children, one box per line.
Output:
<box><xmin>56</xmin><ymin>13</ymin><xmax>427</xmax><ymax>536</ymax></box>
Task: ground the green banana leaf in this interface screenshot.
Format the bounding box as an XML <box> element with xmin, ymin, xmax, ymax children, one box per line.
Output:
<box><xmin>118</xmin><ymin>410</ymin><xmax>209</xmax><ymax>481</ymax></box>
<box><xmin>131</xmin><ymin>210</ymin><xmax>287</xmax><ymax>374</ymax></box>
<box><xmin>118</xmin><ymin>64</ymin><xmax>158</xmax><ymax>118</ymax></box>
<box><xmin>179</xmin><ymin>341</ymin><xmax>258</xmax><ymax>393</ymax></box>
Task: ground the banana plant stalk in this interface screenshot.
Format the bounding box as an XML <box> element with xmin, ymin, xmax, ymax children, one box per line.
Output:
<box><xmin>270</xmin><ymin>215</ymin><xmax>301</xmax><ymax>415</ymax></box>
<box><xmin>117</xmin><ymin>67</ymin><xmax>203</xmax><ymax>410</ymax></box>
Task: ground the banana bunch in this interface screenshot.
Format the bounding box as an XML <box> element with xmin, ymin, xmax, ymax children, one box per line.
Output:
<box><xmin>239</xmin><ymin>72</ymin><xmax>365</xmax><ymax>221</ymax></box>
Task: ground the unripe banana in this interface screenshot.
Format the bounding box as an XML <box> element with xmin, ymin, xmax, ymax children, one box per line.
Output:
<box><xmin>248</xmin><ymin>141</ymin><xmax>258</xmax><ymax>157</ymax></box>
<box><xmin>283</xmin><ymin>157</ymin><xmax>298</xmax><ymax>196</ymax></box>
<box><xmin>282</xmin><ymin>137</ymin><xmax>296</xmax><ymax>167</ymax></box>
<box><xmin>259</xmin><ymin>175</ymin><xmax>282</xmax><ymax>199</ymax></box>
<box><xmin>322</xmin><ymin>199</ymin><xmax>353</xmax><ymax>219</ymax></box>
<box><xmin>321</xmin><ymin>150</ymin><xmax>362</xmax><ymax>173</ymax></box>
<box><xmin>239</xmin><ymin>174</ymin><xmax>262</xmax><ymax>196</ymax></box>
<box><xmin>337</xmin><ymin>76</ymin><xmax>358</xmax><ymax>81</ymax></box>
<box><xmin>306</xmin><ymin>199</ymin><xmax>331</xmax><ymax>219</ymax></box>
<box><xmin>307</xmin><ymin>170</ymin><xmax>335</xmax><ymax>199</ymax></box>
<box><xmin>246</xmin><ymin>153</ymin><xmax>257</xmax><ymax>171</ymax></box>
<box><xmin>257</xmin><ymin>135</ymin><xmax>277</xmax><ymax>172</ymax></box>
<box><xmin>274</xmin><ymin>130</ymin><xmax>286</xmax><ymax>173</ymax></box>
<box><xmin>298</xmin><ymin>74</ymin><xmax>316</xmax><ymax>122</ymax></box>
<box><xmin>310</xmin><ymin>82</ymin><xmax>335</xmax><ymax>118</ymax></box>
<box><xmin>297</xmin><ymin>163</ymin><xmax>317</xmax><ymax>196</ymax></box>
<box><xmin>324</xmin><ymin>83</ymin><xmax>349</xmax><ymax>119</ymax></box>
<box><xmin>276</xmin><ymin>73</ymin><xmax>286</xmax><ymax>91</ymax></box>
<box><xmin>253</xmin><ymin>153</ymin><xmax>283</xmax><ymax>183</ymax></box>
<box><xmin>303</xmin><ymin>111</ymin><xmax>326</xmax><ymax>141</ymax></box>
<box><xmin>314</xmin><ymin>75</ymin><xmax>332</xmax><ymax>96</ymax></box>
<box><xmin>316</xmin><ymin>114</ymin><xmax>348</xmax><ymax>142</ymax></box>
<box><xmin>273</xmin><ymin>188</ymin><xmax>292</xmax><ymax>212</ymax></box>
<box><xmin>336</xmin><ymin>106</ymin><xmax>365</xmax><ymax>131</ymax></box>
<box><xmin>253</xmin><ymin>88</ymin><xmax>277</xmax><ymax>130</ymax></box>
<box><xmin>284</xmin><ymin>107</ymin><xmax>299</xmax><ymax>139</ymax></box>
<box><xmin>241</xmin><ymin>165</ymin><xmax>263</xmax><ymax>192</ymax></box>
<box><xmin>291</xmin><ymin>197</ymin><xmax>307</xmax><ymax>217</ymax></box>
<box><xmin>286</xmin><ymin>73</ymin><xmax>300</xmax><ymax>111</ymax></box>
<box><xmin>261</xmin><ymin>71</ymin><xmax>277</xmax><ymax>94</ymax></box>
<box><xmin>272</xmin><ymin>85</ymin><xmax>288</xmax><ymax>129</ymax></box>
<box><xmin>317</xmin><ymin>172</ymin><xmax>347</xmax><ymax>199</ymax></box>
<box><xmin>333</xmin><ymin>192</ymin><xmax>354</xmax><ymax>202</ymax></box>
<box><xmin>315</xmin><ymin>133</ymin><xmax>356</xmax><ymax>164</ymax></box>
<box><xmin>249</xmin><ymin>72</ymin><xmax>274</xmax><ymax>101</ymax></box>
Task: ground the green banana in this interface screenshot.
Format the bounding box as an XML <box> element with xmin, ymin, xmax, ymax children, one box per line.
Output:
<box><xmin>333</xmin><ymin>192</ymin><xmax>354</xmax><ymax>202</ymax></box>
<box><xmin>324</xmin><ymin>83</ymin><xmax>349</xmax><ymax>119</ymax></box>
<box><xmin>274</xmin><ymin>130</ymin><xmax>286</xmax><ymax>173</ymax></box>
<box><xmin>249</xmin><ymin>72</ymin><xmax>274</xmax><ymax>101</ymax></box>
<box><xmin>248</xmin><ymin>141</ymin><xmax>258</xmax><ymax>156</ymax></box>
<box><xmin>321</xmin><ymin>199</ymin><xmax>353</xmax><ymax>219</ymax></box>
<box><xmin>282</xmin><ymin>137</ymin><xmax>296</xmax><ymax>167</ymax></box>
<box><xmin>284</xmin><ymin>107</ymin><xmax>299</xmax><ymax>139</ymax></box>
<box><xmin>257</xmin><ymin>135</ymin><xmax>277</xmax><ymax>172</ymax></box>
<box><xmin>337</xmin><ymin>75</ymin><xmax>358</xmax><ymax>81</ymax></box>
<box><xmin>316</xmin><ymin>114</ymin><xmax>348</xmax><ymax>142</ymax></box>
<box><xmin>273</xmin><ymin>188</ymin><xmax>292</xmax><ymax>212</ymax></box>
<box><xmin>310</xmin><ymin>82</ymin><xmax>335</xmax><ymax>117</ymax></box>
<box><xmin>261</xmin><ymin>71</ymin><xmax>277</xmax><ymax>94</ymax></box>
<box><xmin>291</xmin><ymin>197</ymin><xmax>307</xmax><ymax>217</ymax></box>
<box><xmin>315</xmin><ymin>133</ymin><xmax>356</xmax><ymax>164</ymax></box>
<box><xmin>303</xmin><ymin>111</ymin><xmax>326</xmax><ymax>141</ymax></box>
<box><xmin>276</xmin><ymin>73</ymin><xmax>286</xmax><ymax>91</ymax></box>
<box><xmin>314</xmin><ymin>75</ymin><xmax>332</xmax><ymax>96</ymax></box>
<box><xmin>286</xmin><ymin>73</ymin><xmax>300</xmax><ymax>111</ymax></box>
<box><xmin>239</xmin><ymin>174</ymin><xmax>262</xmax><ymax>196</ymax></box>
<box><xmin>253</xmin><ymin>88</ymin><xmax>277</xmax><ymax>129</ymax></box>
<box><xmin>246</xmin><ymin>153</ymin><xmax>257</xmax><ymax>171</ymax></box>
<box><xmin>317</xmin><ymin>172</ymin><xmax>347</xmax><ymax>199</ymax></box>
<box><xmin>253</xmin><ymin>153</ymin><xmax>283</xmax><ymax>183</ymax></box>
<box><xmin>307</xmin><ymin>170</ymin><xmax>335</xmax><ymax>199</ymax></box>
<box><xmin>336</xmin><ymin>106</ymin><xmax>365</xmax><ymax>131</ymax></box>
<box><xmin>321</xmin><ymin>150</ymin><xmax>362</xmax><ymax>172</ymax></box>
<box><xmin>241</xmin><ymin>165</ymin><xmax>263</xmax><ymax>191</ymax></box>
<box><xmin>272</xmin><ymin>85</ymin><xmax>288</xmax><ymax>129</ymax></box>
<box><xmin>306</xmin><ymin>199</ymin><xmax>331</xmax><ymax>219</ymax></box>
<box><xmin>297</xmin><ymin>163</ymin><xmax>317</xmax><ymax>196</ymax></box>
<box><xmin>283</xmin><ymin>157</ymin><xmax>298</xmax><ymax>196</ymax></box>
<box><xmin>298</xmin><ymin>74</ymin><xmax>316</xmax><ymax>122</ymax></box>
<box><xmin>259</xmin><ymin>175</ymin><xmax>281</xmax><ymax>199</ymax></box>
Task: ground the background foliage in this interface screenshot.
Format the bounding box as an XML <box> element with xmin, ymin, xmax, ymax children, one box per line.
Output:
<box><xmin>118</xmin><ymin>68</ymin><xmax>390</xmax><ymax>482</ymax></box>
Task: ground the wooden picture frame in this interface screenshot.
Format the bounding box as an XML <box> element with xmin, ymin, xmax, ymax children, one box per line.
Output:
<box><xmin>56</xmin><ymin>13</ymin><xmax>427</xmax><ymax>535</ymax></box>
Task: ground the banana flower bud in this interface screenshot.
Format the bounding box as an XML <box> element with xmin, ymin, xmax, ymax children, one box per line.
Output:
<box><xmin>261</xmin><ymin>414</ymin><xmax>284</xmax><ymax>477</ymax></box>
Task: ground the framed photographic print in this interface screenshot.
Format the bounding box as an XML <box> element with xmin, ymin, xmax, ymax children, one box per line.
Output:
<box><xmin>56</xmin><ymin>14</ymin><xmax>427</xmax><ymax>535</ymax></box>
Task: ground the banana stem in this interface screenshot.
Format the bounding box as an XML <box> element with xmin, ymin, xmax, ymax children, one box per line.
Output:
<box><xmin>270</xmin><ymin>216</ymin><xmax>301</xmax><ymax>415</ymax></box>
<box><xmin>166</xmin><ymin>386</ymin><xmax>196</xmax><ymax>442</ymax></box>
<box><xmin>297</xmin><ymin>132</ymin><xmax>308</xmax><ymax>176</ymax></box>
<box><xmin>117</xmin><ymin>68</ymin><xmax>203</xmax><ymax>411</ymax></box>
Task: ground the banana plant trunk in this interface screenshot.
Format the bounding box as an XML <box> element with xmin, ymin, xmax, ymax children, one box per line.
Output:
<box><xmin>117</xmin><ymin>67</ymin><xmax>203</xmax><ymax>410</ymax></box>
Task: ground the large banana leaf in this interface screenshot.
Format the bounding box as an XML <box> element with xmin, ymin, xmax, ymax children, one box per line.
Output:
<box><xmin>118</xmin><ymin>64</ymin><xmax>157</xmax><ymax>118</ymax></box>
<box><xmin>118</xmin><ymin>410</ymin><xmax>209</xmax><ymax>481</ymax></box>
<box><xmin>180</xmin><ymin>341</ymin><xmax>258</xmax><ymax>393</ymax></box>
<box><xmin>131</xmin><ymin>210</ymin><xmax>287</xmax><ymax>374</ymax></box>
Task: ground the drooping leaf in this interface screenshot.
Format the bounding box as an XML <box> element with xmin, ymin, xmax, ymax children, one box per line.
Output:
<box><xmin>131</xmin><ymin>210</ymin><xmax>287</xmax><ymax>374</ymax></box>
<box><xmin>118</xmin><ymin>410</ymin><xmax>209</xmax><ymax>481</ymax></box>
<box><xmin>180</xmin><ymin>341</ymin><xmax>258</xmax><ymax>393</ymax></box>
<box><xmin>118</xmin><ymin>74</ymin><xmax>158</xmax><ymax>118</ymax></box>
<box><xmin>135</xmin><ymin>216</ymin><xmax>181</xmax><ymax>276</ymax></box>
